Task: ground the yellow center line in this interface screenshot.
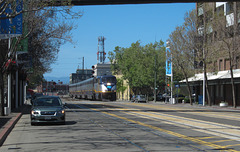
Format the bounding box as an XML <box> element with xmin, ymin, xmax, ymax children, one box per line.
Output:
<box><xmin>196</xmin><ymin>136</ymin><xmax>219</xmax><ymax>140</ymax></box>
<box><xmin>210</xmin><ymin>139</ymin><xmax>235</xmax><ymax>143</ymax></box>
<box><xmin>88</xmin><ymin>107</ymin><xmax>240</xmax><ymax>151</ymax></box>
<box><xmin>224</xmin><ymin>144</ymin><xmax>240</xmax><ymax>148</ymax></box>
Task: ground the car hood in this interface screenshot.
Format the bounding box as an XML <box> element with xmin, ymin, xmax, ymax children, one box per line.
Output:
<box><xmin>32</xmin><ymin>106</ymin><xmax>64</xmax><ymax>111</ymax></box>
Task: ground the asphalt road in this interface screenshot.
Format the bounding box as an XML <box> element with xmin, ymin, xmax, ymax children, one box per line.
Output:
<box><xmin>1</xmin><ymin>98</ymin><xmax>240</xmax><ymax>152</ymax></box>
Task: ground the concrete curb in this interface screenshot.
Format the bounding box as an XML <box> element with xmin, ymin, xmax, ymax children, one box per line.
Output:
<box><xmin>0</xmin><ymin>113</ymin><xmax>22</xmax><ymax>146</ymax></box>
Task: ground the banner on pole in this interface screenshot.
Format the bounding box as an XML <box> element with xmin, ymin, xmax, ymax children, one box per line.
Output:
<box><xmin>0</xmin><ymin>0</ymin><xmax>23</xmax><ymax>39</ymax></box>
<box><xmin>166</xmin><ymin>47</ymin><xmax>172</xmax><ymax>76</ymax></box>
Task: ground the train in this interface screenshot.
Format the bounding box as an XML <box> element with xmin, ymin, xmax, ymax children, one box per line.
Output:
<box><xmin>69</xmin><ymin>75</ymin><xmax>117</xmax><ymax>101</ymax></box>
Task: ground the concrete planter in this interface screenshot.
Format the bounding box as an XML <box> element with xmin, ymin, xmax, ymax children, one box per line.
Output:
<box><xmin>219</xmin><ymin>102</ymin><xmax>228</xmax><ymax>107</ymax></box>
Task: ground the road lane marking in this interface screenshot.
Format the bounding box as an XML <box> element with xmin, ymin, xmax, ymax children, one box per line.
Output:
<box><xmin>196</xmin><ymin>136</ymin><xmax>219</xmax><ymax>140</ymax></box>
<box><xmin>70</xmin><ymin>102</ymin><xmax>240</xmax><ymax>152</ymax></box>
<box><xmin>87</xmin><ymin>107</ymin><xmax>240</xmax><ymax>152</ymax></box>
<box><xmin>71</xmin><ymin>103</ymin><xmax>150</xmax><ymax>152</ymax></box>
<box><xmin>126</xmin><ymin>110</ymin><xmax>240</xmax><ymax>140</ymax></box>
<box><xmin>224</xmin><ymin>144</ymin><xmax>240</xmax><ymax>148</ymax></box>
<box><xmin>210</xmin><ymin>139</ymin><xmax>235</xmax><ymax>143</ymax></box>
<box><xmin>100</xmin><ymin>103</ymin><xmax>240</xmax><ymax>141</ymax></box>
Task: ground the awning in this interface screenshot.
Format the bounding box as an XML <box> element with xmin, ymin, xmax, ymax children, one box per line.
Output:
<box><xmin>180</xmin><ymin>69</ymin><xmax>240</xmax><ymax>83</ymax></box>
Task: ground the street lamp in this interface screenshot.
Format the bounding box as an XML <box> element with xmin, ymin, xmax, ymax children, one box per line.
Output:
<box><xmin>166</xmin><ymin>41</ymin><xmax>173</xmax><ymax>104</ymax></box>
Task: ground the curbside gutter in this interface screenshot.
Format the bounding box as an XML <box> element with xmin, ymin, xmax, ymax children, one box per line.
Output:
<box><xmin>0</xmin><ymin>113</ymin><xmax>23</xmax><ymax>146</ymax></box>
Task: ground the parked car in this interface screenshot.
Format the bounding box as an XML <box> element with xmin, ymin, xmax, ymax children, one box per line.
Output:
<box><xmin>156</xmin><ymin>94</ymin><xmax>163</xmax><ymax>101</ymax></box>
<box><xmin>31</xmin><ymin>96</ymin><xmax>66</xmax><ymax>125</ymax></box>
<box><xmin>131</xmin><ymin>95</ymin><xmax>136</xmax><ymax>102</ymax></box>
<box><xmin>134</xmin><ymin>95</ymin><xmax>146</xmax><ymax>103</ymax></box>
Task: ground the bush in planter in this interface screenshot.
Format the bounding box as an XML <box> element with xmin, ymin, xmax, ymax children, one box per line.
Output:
<box><xmin>148</xmin><ymin>96</ymin><xmax>154</xmax><ymax>101</ymax></box>
<box><xmin>177</xmin><ymin>97</ymin><xmax>185</xmax><ymax>103</ymax></box>
<box><xmin>184</xmin><ymin>98</ymin><xmax>190</xmax><ymax>103</ymax></box>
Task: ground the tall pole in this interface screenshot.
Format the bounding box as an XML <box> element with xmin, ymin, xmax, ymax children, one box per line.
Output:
<box><xmin>7</xmin><ymin>37</ymin><xmax>11</xmax><ymax>115</ymax></box>
<box><xmin>202</xmin><ymin>3</ymin><xmax>206</xmax><ymax>106</ymax></box>
<box><xmin>166</xmin><ymin>41</ymin><xmax>173</xmax><ymax>104</ymax></box>
<box><xmin>203</xmin><ymin>49</ymin><xmax>205</xmax><ymax>106</ymax></box>
<box><xmin>154</xmin><ymin>55</ymin><xmax>156</xmax><ymax>102</ymax></box>
<box><xmin>171</xmin><ymin>52</ymin><xmax>173</xmax><ymax>104</ymax></box>
<box><xmin>15</xmin><ymin>53</ymin><xmax>18</xmax><ymax>108</ymax></box>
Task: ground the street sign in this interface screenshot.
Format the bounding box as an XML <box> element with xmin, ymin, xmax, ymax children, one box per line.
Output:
<box><xmin>0</xmin><ymin>0</ymin><xmax>23</xmax><ymax>39</ymax></box>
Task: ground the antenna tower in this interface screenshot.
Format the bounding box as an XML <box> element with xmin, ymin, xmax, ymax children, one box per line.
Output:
<box><xmin>97</xmin><ymin>36</ymin><xmax>106</xmax><ymax>64</ymax></box>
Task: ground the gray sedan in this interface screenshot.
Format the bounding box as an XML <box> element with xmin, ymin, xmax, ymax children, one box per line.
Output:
<box><xmin>31</xmin><ymin>96</ymin><xmax>66</xmax><ymax>125</ymax></box>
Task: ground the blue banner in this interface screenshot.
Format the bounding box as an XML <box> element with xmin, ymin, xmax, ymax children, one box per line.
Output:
<box><xmin>166</xmin><ymin>47</ymin><xmax>172</xmax><ymax>76</ymax></box>
<box><xmin>0</xmin><ymin>0</ymin><xmax>23</xmax><ymax>39</ymax></box>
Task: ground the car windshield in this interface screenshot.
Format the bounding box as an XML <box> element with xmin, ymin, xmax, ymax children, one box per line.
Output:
<box><xmin>101</xmin><ymin>77</ymin><xmax>116</xmax><ymax>83</ymax></box>
<box><xmin>33</xmin><ymin>98</ymin><xmax>61</xmax><ymax>106</ymax></box>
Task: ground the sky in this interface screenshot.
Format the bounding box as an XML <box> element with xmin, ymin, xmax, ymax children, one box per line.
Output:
<box><xmin>43</xmin><ymin>3</ymin><xmax>196</xmax><ymax>82</ymax></box>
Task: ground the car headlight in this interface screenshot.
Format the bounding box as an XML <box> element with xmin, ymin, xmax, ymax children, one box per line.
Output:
<box><xmin>58</xmin><ymin>110</ymin><xmax>65</xmax><ymax>114</ymax></box>
<box><xmin>31</xmin><ymin>110</ymin><xmax>39</xmax><ymax>115</ymax></box>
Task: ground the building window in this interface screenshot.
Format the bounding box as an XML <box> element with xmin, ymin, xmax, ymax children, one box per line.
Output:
<box><xmin>224</xmin><ymin>59</ymin><xmax>230</xmax><ymax>70</ymax></box>
<box><xmin>226</xmin><ymin>2</ymin><xmax>233</xmax><ymax>15</ymax></box>
<box><xmin>219</xmin><ymin>59</ymin><xmax>223</xmax><ymax>71</ymax></box>
<box><xmin>236</xmin><ymin>56</ymin><xmax>240</xmax><ymax>69</ymax></box>
<box><xmin>216</xmin><ymin>5</ymin><xmax>224</xmax><ymax>17</ymax></box>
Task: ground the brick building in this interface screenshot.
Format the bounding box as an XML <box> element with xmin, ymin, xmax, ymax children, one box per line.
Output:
<box><xmin>183</xmin><ymin>2</ymin><xmax>240</xmax><ymax>106</ymax></box>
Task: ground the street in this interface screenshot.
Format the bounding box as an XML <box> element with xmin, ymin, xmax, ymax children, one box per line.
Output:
<box><xmin>1</xmin><ymin>97</ymin><xmax>240</xmax><ymax>152</ymax></box>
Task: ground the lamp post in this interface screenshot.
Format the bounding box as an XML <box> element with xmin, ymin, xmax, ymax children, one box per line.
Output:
<box><xmin>166</xmin><ymin>41</ymin><xmax>173</xmax><ymax>104</ymax></box>
<box><xmin>154</xmin><ymin>55</ymin><xmax>156</xmax><ymax>102</ymax></box>
<box><xmin>154</xmin><ymin>45</ymin><xmax>157</xmax><ymax>103</ymax></box>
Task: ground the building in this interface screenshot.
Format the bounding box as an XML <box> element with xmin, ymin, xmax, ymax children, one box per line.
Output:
<box><xmin>37</xmin><ymin>81</ymin><xmax>69</xmax><ymax>95</ymax></box>
<box><xmin>70</xmin><ymin>69</ymin><xmax>93</xmax><ymax>84</ymax></box>
<box><xmin>183</xmin><ymin>2</ymin><xmax>240</xmax><ymax>106</ymax></box>
<box><xmin>92</xmin><ymin>63</ymin><xmax>112</xmax><ymax>77</ymax></box>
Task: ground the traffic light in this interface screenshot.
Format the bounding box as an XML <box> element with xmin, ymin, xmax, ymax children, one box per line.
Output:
<box><xmin>92</xmin><ymin>65</ymin><xmax>95</xmax><ymax>77</ymax></box>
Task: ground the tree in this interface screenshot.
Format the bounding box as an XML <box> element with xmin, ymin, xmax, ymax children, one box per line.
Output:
<box><xmin>167</xmin><ymin>9</ymin><xmax>196</xmax><ymax>105</ymax></box>
<box><xmin>0</xmin><ymin>0</ymin><xmax>82</xmax><ymax>115</ymax></box>
<box><xmin>193</xmin><ymin>4</ymin><xmax>219</xmax><ymax>106</ymax></box>
<box><xmin>117</xmin><ymin>78</ymin><xmax>127</xmax><ymax>100</ymax></box>
<box><xmin>109</xmin><ymin>41</ymin><xmax>166</xmax><ymax>98</ymax></box>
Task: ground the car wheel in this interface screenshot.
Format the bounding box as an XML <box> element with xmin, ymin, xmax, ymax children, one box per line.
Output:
<box><xmin>31</xmin><ymin>122</ymin><xmax>36</xmax><ymax>126</ymax></box>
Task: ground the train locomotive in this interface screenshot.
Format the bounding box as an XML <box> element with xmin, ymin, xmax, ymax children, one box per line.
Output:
<box><xmin>69</xmin><ymin>75</ymin><xmax>116</xmax><ymax>101</ymax></box>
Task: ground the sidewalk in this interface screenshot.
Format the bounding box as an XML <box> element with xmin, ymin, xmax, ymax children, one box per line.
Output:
<box><xmin>0</xmin><ymin>103</ymin><xmax>31</xmax><ymax>146</ymax></box>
